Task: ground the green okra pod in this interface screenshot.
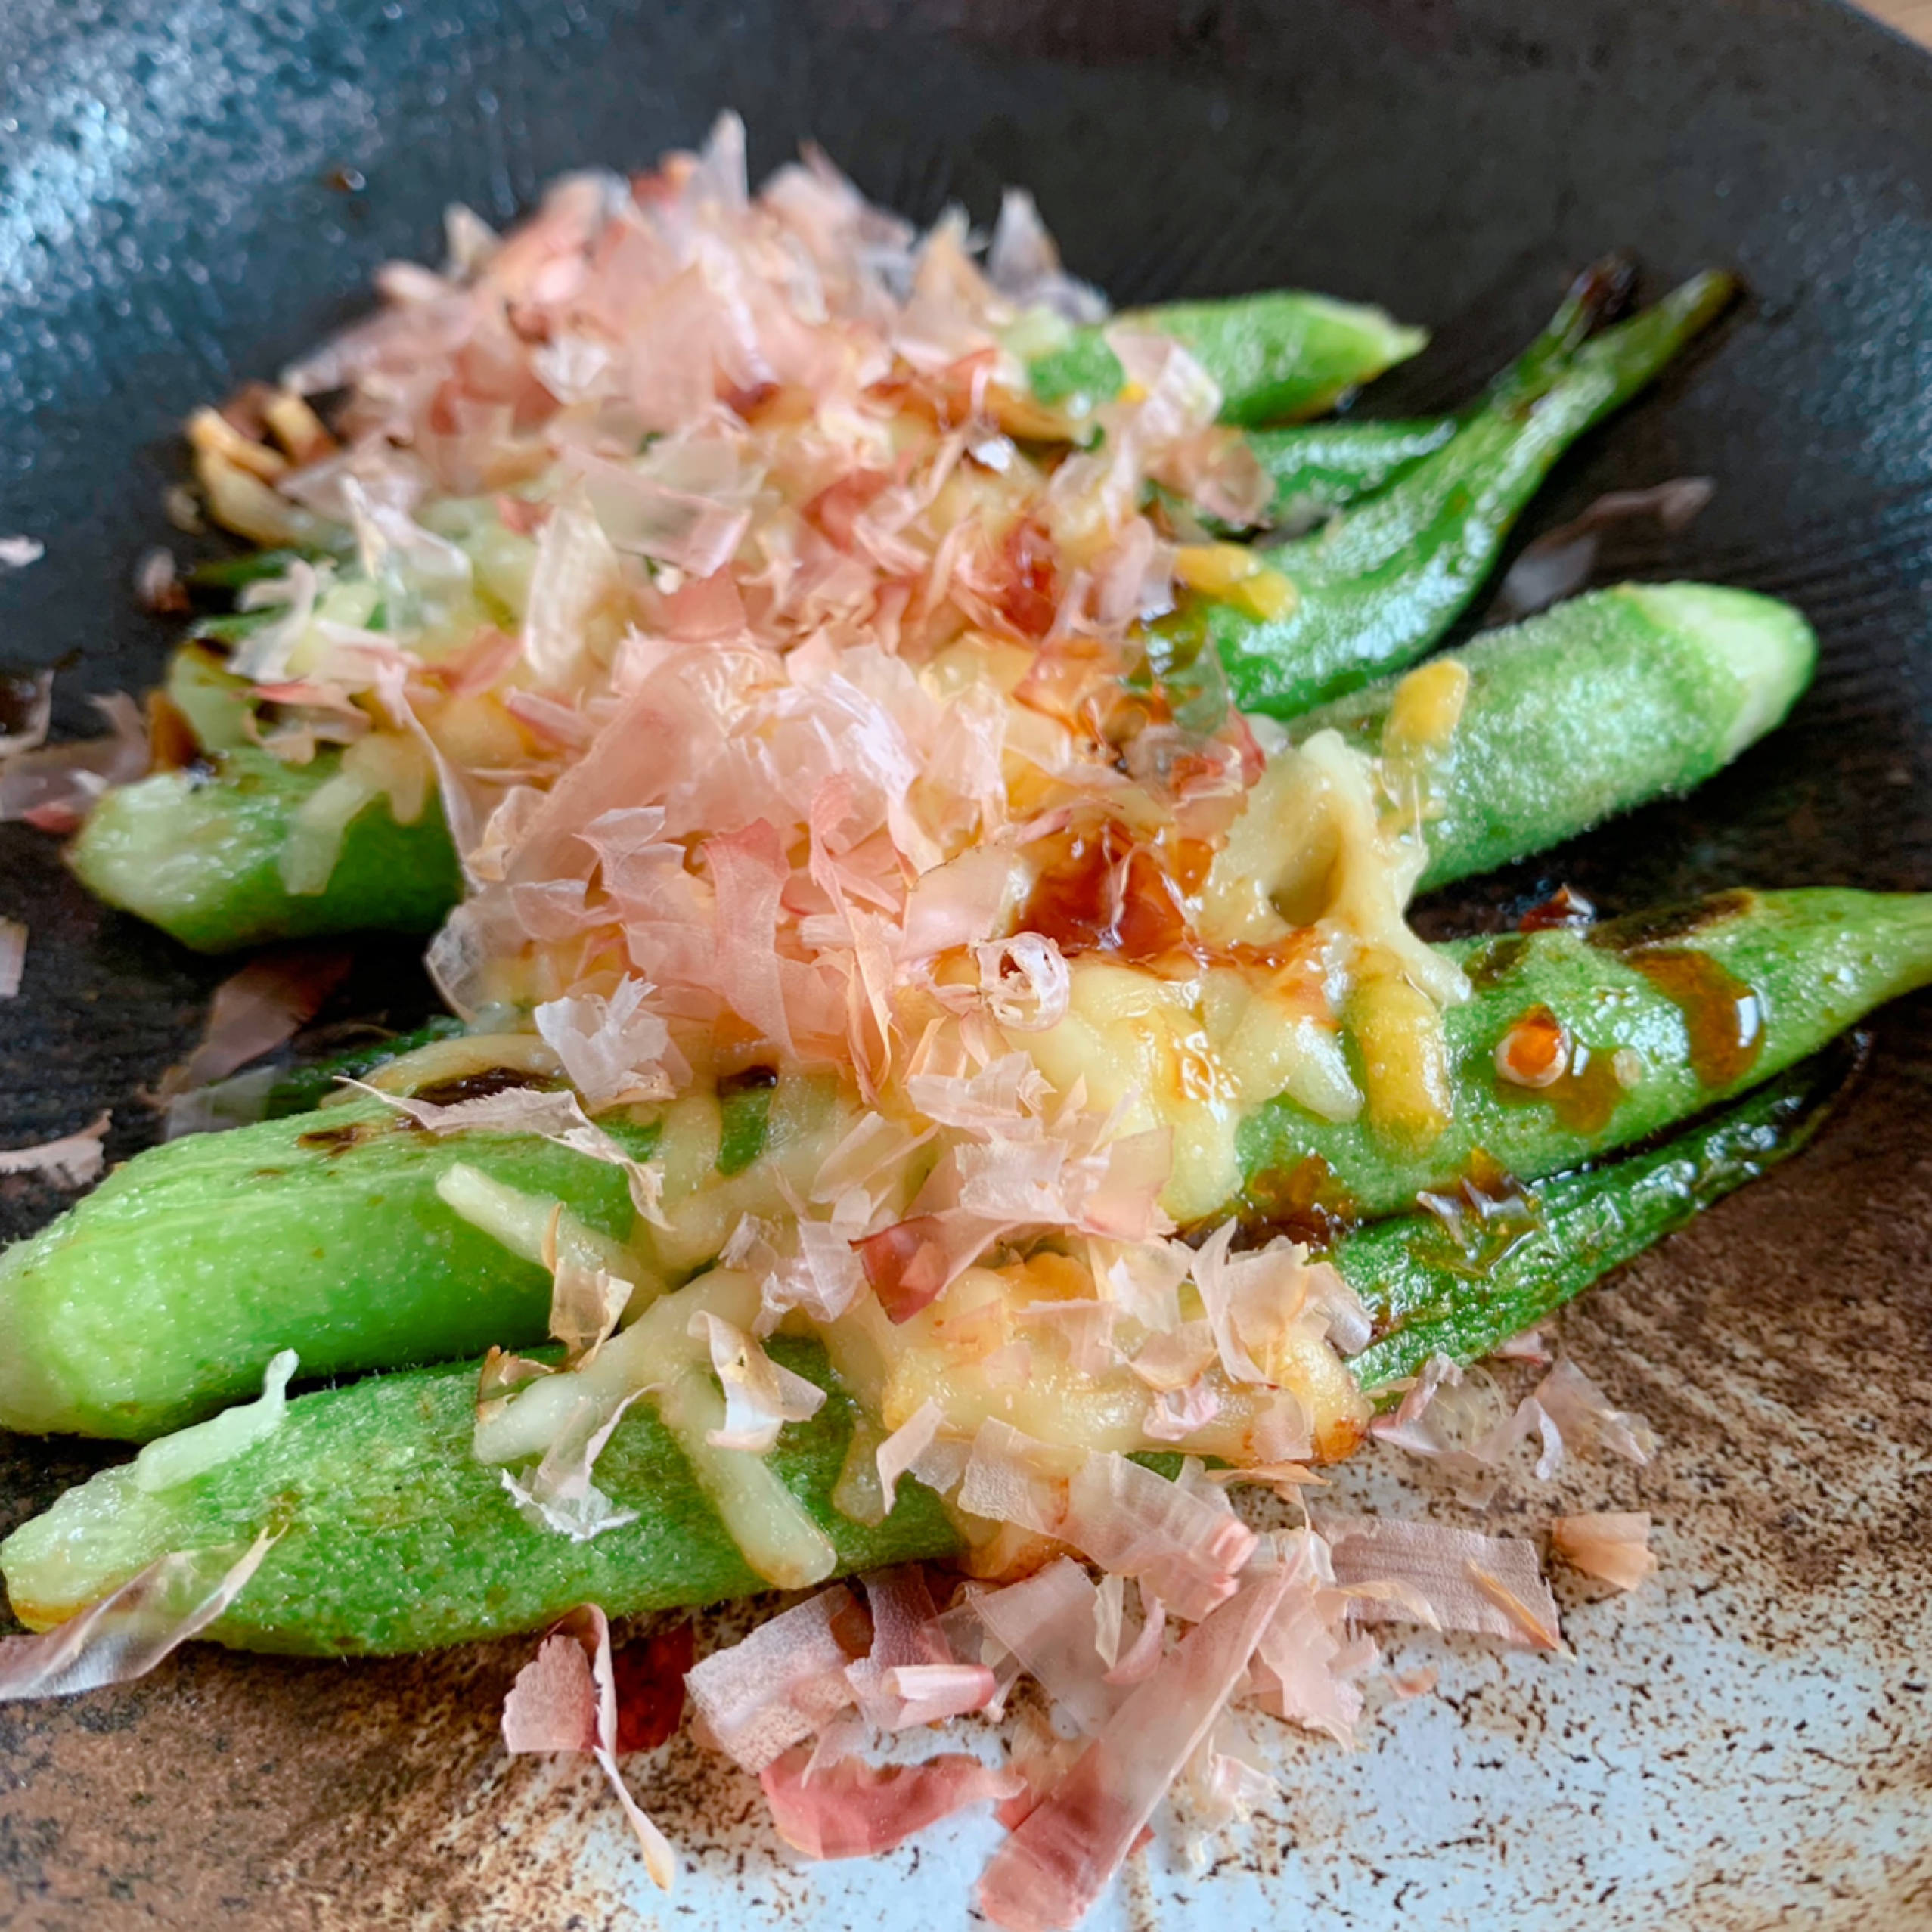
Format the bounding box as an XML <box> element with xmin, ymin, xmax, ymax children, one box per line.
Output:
<box><xmin>0</xmin><ymin>1050</ymin><xmax>1844</xmax><ymax>1655</ymax></box>
<box><xmin>1198</xmin><ymin>270</ymin><xmax>1738</xmax><ymax>720</ymax></box>
<box><xmin>1340</xmin><ymin>1047</ymin><xmax>1847</xmax><ymax>1391</ymax></box>
<box><xmin>256</xmin><ymin>1019</ymin><xmax>470</xmax><ymax>1119</ymax></box>
<box><xmin>67</xmin><ymin>746</ymin><xmax>464</xmax><ymax>954</ymax></box>
<box><xmin>0</xmin><ymin>1062</ymin><xmax>828</xmax><ymax>1440</ymax></box>
<box><xmin>0</xmin><ymin>1099</ymin><xmax>658</xmax><ymax>1439</ymax></box>
<box><xmin>1292</xmin><ymin>582</ymin><xmax>1818</xmax><ymax>893</ymax></box>
<box><xmin>1237</xmin><ymin>419</ymin><xmax>1456</xmax><ymax>532</ymax></box>
<box><xmin>1027</xmin><ymin>290</ymin><xmax>1428</xmax><ymax>426</ymax></box>
<box><xmin>1229</xmin><ymin>255</ymin><xmax>1636</xmax><ymax>534</ymax></box>
<box><xmin>1236</xmin><ymin>888</ymin><xmax>1932</xmax><ymax>1223</ymax></box>
<box><xmin>0</xmin><ymin>1332</ymin><xmax>959</xmax><ymax>1655</ymax></box>
<box><xmin>4</xmin><ymin>891</ymin><xmax>1923</xmax><ymax>1442</ymax></box>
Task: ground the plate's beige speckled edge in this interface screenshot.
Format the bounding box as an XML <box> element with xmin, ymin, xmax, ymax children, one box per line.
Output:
<box><xmin>3</xmin><ymin>1024</ymin><xmax>1929</xmax><ymax>1932</ymax></box>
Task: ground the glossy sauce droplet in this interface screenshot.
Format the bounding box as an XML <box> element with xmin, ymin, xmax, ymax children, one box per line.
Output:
<box><xmin>1627</xmin><ymin>948</ymin><xmax>1764</xmax><ymax>1088</ymax></box>
<box><xmin>991</xmin><ymin>516</ymin><xmax>1062</xmax><ymax>640</ymax></box>
<box><xmin>1234</xmin><ymin>1152</ymin><xmax>1357</xmax><ymax>1248</ymax></box>
<box><xmin>1496</xmin><ymin>1033</ymin><xmax>1630</xmax><ymax>1134</ymax></box>
<box><xmin>1416</xmin><ymin>1149</ymin><xmax>1544</xmax><ymax>1279</ymax></box>
<box><xmin>1493</xmin><ymin>1003</ymin><xmax>1569</xmax><ymax>1088</ymax></box>
<box><xmin>1018</xmin><ymin>817</ymin><xmax>1192</xmax><ymax>964</ymax></box>
<box><xmin>1517</xmin><ymin>885</ymin><xmax>1596</xmax><ymax>932</ymax></box>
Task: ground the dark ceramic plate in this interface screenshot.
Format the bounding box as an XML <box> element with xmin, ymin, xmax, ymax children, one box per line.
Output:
<box><xmin>3</xmin><ymin>2</ymin><xmax>1931</xmax><ymax>1925</ymax></box>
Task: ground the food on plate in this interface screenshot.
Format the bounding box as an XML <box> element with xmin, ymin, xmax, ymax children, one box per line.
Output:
<box><xmin>2</xmin><ymin>884</ymin><xmax>1910</xmax><ymax>1440</ymax></box>
<box><xmin>0</xmin><ymin>1049</ymin><xmax>1842</xmax><ymax>1654</ymax></box>
<box><xmin>2</xmin><ymin>115</ymin><xmax>1925</xmax><ymax>1925</ymax></box>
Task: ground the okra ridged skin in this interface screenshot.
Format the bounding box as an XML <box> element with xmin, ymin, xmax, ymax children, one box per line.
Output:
<box><xmin>0</xmin><ymin>1103</ymin><xmax>653</xmax><ymax>1440</ymax></box>
<box><xmin>1236</xmin><ymin>888</ymin><xmax>1932</xmax><ymax>1223</ymax></box>
<box><xmin>6</xmin><ymin>892</ymin><xmax>1921</xmax><ymax>1441</ymax></box>
<box><xmin>1291</xmin><ymin>583</ymin><xmax>1819</xmax><ymax>893</ymax></box>
<box><xmin>1240</xmin><ymin>418</ymin><xmax>1456</xmax><ymax>531</ymax></box>
<box><xmin>0</xmin><ymin>1339</ymin><xmax>960</xmax><ymax>1655</ymax></box>
<box><xmin>66</xmin><ymin>747</ymin><xmax>464</xmax><ymax>954</ymax></box>
<box><xmin>1207</xmin><ymin>271</ymin><xmax>1738</xmax><ymax>721</ymax></box>
<box><xmin>1340</xmin><ymin>1050</ymin><xmax>1844</xmax><ymax>1391</ymax></box>
<box><xmin>0</xmin><ymin>1059</ymin><xmax>1844</xmax><ymax>1656</ymax></box>
<box><xmin>1028</xmin><ymin>291</ymin><xmax>1428</xmax><ymax>426</ymax></box>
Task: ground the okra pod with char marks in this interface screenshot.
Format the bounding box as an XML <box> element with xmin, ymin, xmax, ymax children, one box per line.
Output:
<box><xmin>247</xmin><ymin>1019</ymin><xmax>469</xmax><ymax>1121</ymax></box>
<box><xmin>1027</xmin><ymin>290</ymin><xmax>1428</xmax><ymax>426</ymax></box>
<box><xmin>2</xmin><ymin>891</ymin><xmax>1922</xmax><ymax>1442</ymax></box>
<box><xmin>1340</xmin><ymin>1047</ymin><xmax>1848</xmax><ymax>1391</ymax></box>
<box><xmin>0</xmin><ymin>1053</ymin><xmax>1844</xmax><ymax>1655</ymax></box>
<box><xmin>0</xmin><ymin>1066</ymin><xmax>802</xmax><ymax>1440</ymax></box>
<box><xmin>1199</xmin><ymin>271</ymin><xmax>1738</xmax><ymax>720</ymax></box>
<box><xmin>1292</xmin><ymin>582</ymin><xmax>1817</xmax><ymax>894</ymax></box>
<box><xmin>1237</xmin><ymin>888</ymin><xmax>1932</xmax><ymax>1224</ymax></box>
<box><xmin>0</xmin><ymin>1094</ymin><xmax>656</xmax><ymax>1440</ymax></box>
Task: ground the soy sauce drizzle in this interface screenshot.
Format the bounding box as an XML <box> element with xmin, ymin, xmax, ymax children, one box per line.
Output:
<box><xmin>1495</xmin><ymin>1030</ymin><xmax>1631</xmax><ymax>1133</ymax></box>
<box><xmin>1416</xmin><ymin>1149</ymin><xmax>1544</xmax><ymax>1279</ymax></box>
<box><xmin>1584</xmin><ymin>892</ymin><xmax>1765</xmax><ymax>1090</ymax></box>
<box><xmin>1018</xmin><ymin>817</ymin><xmax>1192</xmax><ymax>964</ymax></box>
<box><xmin>1230</xmin><ymin>1152</ymin><xmax>1357</xmax><ymax>1250</ymax></box>
<box><xmin>1626</xmin><ymin>949</ymin><xmax>1763</xmax><ymax>1089</ymax></box>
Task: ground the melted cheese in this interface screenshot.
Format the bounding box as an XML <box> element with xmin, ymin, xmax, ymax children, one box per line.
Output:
<box><xmin>474</xmin><ymin>1266</ymin><xmax>837</xmax><ymax>1588</ymax></box>
<box><xmin>861</xmin><ymin>1261</ymin><xmax>1370</xmax><ymax>1464</ymax></box>
<box><xmin>1017</xmin><ymin>955</ymin><xmax>1369</xmax><ymax>1224</ymax></box>
<box><xmin>1019</xmin><ymin>959</ymin><xmax>1239</xmax><ymax>1223</ymax></box>
<box><xmin>1003</xmin><ymin>730</ymin><xmax>1480</xmax><ymax>1223</ymax></box>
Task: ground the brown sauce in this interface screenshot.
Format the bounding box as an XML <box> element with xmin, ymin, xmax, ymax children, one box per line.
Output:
<box><xmin>1465</xmin><ymin>935</ymin><xmax>1530</xmax><ymax>991</ymax></box>
<box><xmin>1585</xmin><ymin>888</ymin><xmax>1756</xmax><ymax>956</ymax></box>
<box><xmin>1496</xmin><ymin>1034</ymin><xmax>1630</xmax><ymax>1135</ymax></box>
<box><xmin>1627</xmin><ymin>948</ymin><xmax>1764</xmax><ymax>1089</ymax></box>
<box><xmin>1015</xmin><ymin>812</ymin><xmax>1334</xmax><ymax>985</ymax></box>
<box><xmin>990</xmin><ymin>516</ymin><xmax>1062</xmax><ymax>640</ymax></box>
<box><xmin>411</xmin><ymin>1068</ymin><xmax>551</xmax><ymax>1109</ymax></box>
<box><xmin>1229</xmin><ymin>1152</ymin><xmax>1357</xmax><ymax>1250</ymax></box>
<box><xmin>296</xmin><ymin>1121</ymin><xmax>384</xmax><ymax>1155</ymax></box>
<box><xmin>1416</xmin><ymin>1149</ymin><xmax>1544</xmax><ymax>1279</ymax></box>
<box><xmin>1517</xmin><ymin>885</ymin><xmax>1596</xmax><ymax>932</ymax></box>
<box><xmin>1017</xmin><ymin>816</ymin><xmax>1192</xmax><ymax>964</ymax></box>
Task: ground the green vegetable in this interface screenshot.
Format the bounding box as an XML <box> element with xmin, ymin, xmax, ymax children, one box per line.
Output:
<box><xmin>0</xmin><ymin>1099</ymin><xmax>658</xmax><ymax>1439</ymax></box>
<box><xmin>252</xmin><ymin>1019</ymin><xmax>470</xmax><ymax>1120</ymax></box>
<box><xmin>1239</xmin><ymin>418</ymin><xmax>1456</xmax><ymax>531</ymax></box>
<box><xmin>1341</xmin><ymin>1047</ymin><xmax>1847</xmax><ymax>1391</ymax></box>
<box><xmin>8</xmin><ymin>891</ymin><xmax>1919</xmax><ymax>1442</ymax></box>
<box><xmin>0</xmin><ymin>1052</ymin><xmax>1844</xmax><ymax>1654</ymax></box>
<box><xmin>66</xmin><ymin>747</ymin><xmax>464</xmax><ymax>954</ymax></box>
<box><xmin>1292</xmin><ymin>582</ymin><xmax>1817</xmax><ymax>892</ymax></box>
<box><xmin>1197</xmin><ymin>270</ymin><xmax>1738</xmax><ymax>719</ymax></box>
<box><xmin>1027</xmin><ymin>291</ymin><xmax>1428</xmax><ymax>426</ymax></box>
<box><xmin>164</xmin><ymin>643</ymin><xmax>255</xmax><ymax>753</ymax></box>
<box><xmin>185</xmin><ymin>547</ymin><xmax>333</xmax><ymax>592</ymax></box>
<box><xmin>0</xmin><ymin>1335</ymin><xmax>958</xmax><ymax>1655</ymax></box>
<box><xmin>717</xmin><ymin>1074</ymin><xmax>778</xmax><ymax>1177</ymax></box>
<box><xmin>1236</xmin><ymin>888</ymin><xmax>1932</xmax><ymax>1223</ymax></box>
<box><xmin>1226</xmin><ymin>255</ymin><xmax>1635</xmax><ymax>532</ymax></box>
